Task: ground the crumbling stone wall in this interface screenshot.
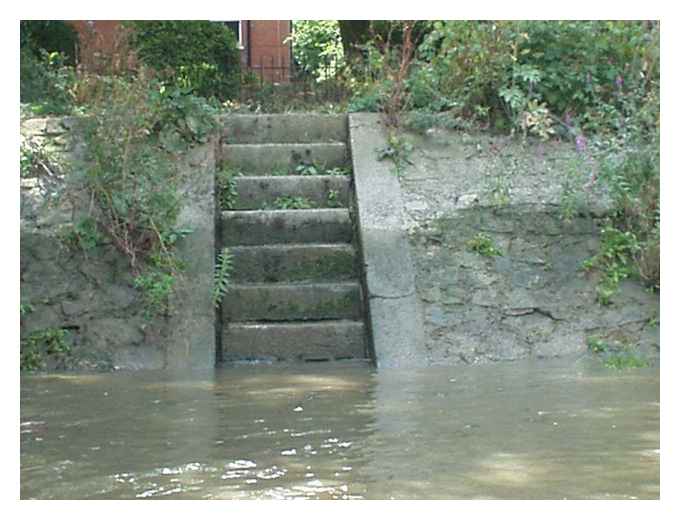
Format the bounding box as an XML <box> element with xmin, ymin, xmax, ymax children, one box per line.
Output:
<box><xmin>398</xmin><ymin>129</ymin><xmax>660</xmax><ymax>366</ymax></box>
<box><xmin>20</xmin><ymin>117</ymin><xmax>215</xmax><ymax>371</ymax></box>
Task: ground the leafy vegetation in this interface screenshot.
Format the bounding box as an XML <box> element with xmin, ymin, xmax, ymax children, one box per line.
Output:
<box><xmin>66</xmin><ymin>72</ymin><xmax>218</xmax><ymax>317</ymax></box>
<box><xmin>58</xmin><ymin>217</ymin><xmax>104</xmax><ymax>252</ymax></box>
<box><xmin>213</xmin><ymin>247</ymin><xmax>234</xmax><ymax>307</ymax></box>
<box><xmin>295</xmin><ymin>163</ymin><xmax>321</xmax><ymax>176</ymax></box>
<box><xmin>583</xmin><ymin>226</ymin><xmax>641</xmax><ymax>305</ymax></box>
<box><xmin>20</xmin><ymin>137</ymin><xmax>65</xmax><ymax>179</ymax></box>
<box><xmin>265</xmin><ymin>196</ymin><xmax>316</xmax><ymax>210</ymax></box>
<box><xmin>126</xmin><ymin>21</ymin><xmax>241</xmax><ymax>100</ymax></box>
<box><xmin>376</xmin><ymin>133</ymin><xmax>413</xmax><ymax>176</ymax></box>
<box><xmin>466</xmin><ymin>233</ymin><xmax>503</xmax><ymax>257</ymax></box>
<box><xmin>20</xmin><ymin>20</ymin><xmax>79</xmax><ymax>65</ymax></box>
<box><xmin>20</xmin><ymin>48</ymin><xmax>77</xmax><ymax>115</ymax></box>
<box><xmin>289</xmin><ymin>21</ymin><xmax>344</xmax><ymax>81</ymax></box>
<box><xmin>586</xmin><ymin>335</ymin><xmax>649</xmax><ymax>369</ymax></box>
<box><xmin>21</xmin><ymin>327</ymin><xmax>73</xmax><ymax>371</ymax></box>
<box><xmin>327</xmin><ymin>189</ymin><xmax>341</xmax><ymax>208</ymax></box>
<box><xmin>216</xmin><ymin>167</ymin><xmax>240</xmax><ymax>210</ymax></box>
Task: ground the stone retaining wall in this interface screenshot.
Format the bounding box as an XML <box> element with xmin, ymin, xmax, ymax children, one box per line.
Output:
<box><xmin>351</xmin><ymin>114</ymin><xmax>660</xmax><ymax>367</ymax></box>
<box><xmin>20</xmin><ymin>117</ymin><xmax>215</xmax><ymax>370</ymax></box>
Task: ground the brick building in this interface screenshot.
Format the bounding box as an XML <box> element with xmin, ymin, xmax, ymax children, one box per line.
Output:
<box><xmin>68</xmin><ymin>20</ymin><xmax>292</xmax><ymax>82</ymax></box>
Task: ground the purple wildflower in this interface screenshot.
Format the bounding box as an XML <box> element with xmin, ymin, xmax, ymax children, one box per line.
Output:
<box><xmin>615</xmin><ymin>75</ymin><xmax>623</xmax><ymax>89</ymax></box>
<box><xmin>575</xmin><ymin>134</ymin><xmax>587</xmax><ymax>154</ymax></box>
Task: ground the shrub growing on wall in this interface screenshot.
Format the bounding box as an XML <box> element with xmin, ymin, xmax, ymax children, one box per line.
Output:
<box><xmin>127</xmin><ymin>21</ymin><xmax>240</xmax><ymax>100</ymax></box>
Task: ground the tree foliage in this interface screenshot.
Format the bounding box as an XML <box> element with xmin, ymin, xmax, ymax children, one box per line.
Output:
<box><xmin>20</xmin><ymin>20</ymin><xmax>79</xmax><ymax>64</ymax></box>
<box><xmin>126</xmin><ymin>21</ymin><xmax>241</xmax><ymax>100</ymax></box>
<box><xmin>290</xmin><ymin>21</ymin><xmax>344</xmax><ymax>80</ymax></box>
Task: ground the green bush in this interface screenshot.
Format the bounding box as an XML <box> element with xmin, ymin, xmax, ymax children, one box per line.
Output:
<box><xmin>516</xmin><ymin>21</ymin><xmax>656</xmax><ymax>123</ymax></box>
<box><xmin>402</xmin><ymin>20</ymin><xmax>658</xmax><ymax>135</ymax></box>
<box><xmin>127</xmin><ymin>21</ymin><xmax>240</xmax><ymax>100</ymax></box>
<box><xmin>70</xmin><ymin>73</ymin><xmax>218</xmax><ymax>317</ymax></box>
<box><xmin>290</xmin><ymin>21</ymin><xmax>344</xmax><ymax>81</ymax></box>
<box><xmin>20</xmin><ymin>48</ymin><xmax>76</xmax><ymax>114</ymax></box>
<box><xmin>21</xmin><ymin>327</ymin><xmax>73</xmax><ymax>371</ymax></box>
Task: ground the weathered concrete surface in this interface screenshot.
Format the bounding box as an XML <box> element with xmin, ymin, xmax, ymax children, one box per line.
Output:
<box><xmin>20</xmin><ymin>117</ymin><xmax>217</xmax><ymax>370</ymax></box>
<box><xmin>395</xmin><ymin>127</ymin><xmax>659</xmax><ymax>366</ymax></box>
<box><xmin>221</xmin><ymin>143</ymin><xmax>347</xmax><ymax>173</ymax></box>
<box><xmin>223</xmin><ymin>282</ymin><xmax>363</xmax><ymax>322</ymax></box>
<box><xmin>230</xmin><ymin>244</ymin><xmax>357</xmax><ymax>283</ymax></box>
<box><xmin>218</xmin><ymin>113</ymin><xmax>369</xmax><ymax>365</ymax></box>
<box><xmin>223</xmin><ymin>320</ymin><xmax>367</xmax><ymax>362</ymax></box>
<box><xmin>164</xmin><ymin>139</ymin><xmax>216</xmax><ymax>369</ymax></box>
<box><xmin>231</xmin><ymin>175</ymin><xmax>350</xmax><ymax>209</ymax></box>
<box><xmin>221</xmin><ymin>113</ymin><xmax>348</xmax><ymax>144</ymax></box>
<box><xmin>349</xmin><ymin>113</ymin><xmax>426</xmax><ymax>368</ymax></box>
<box><xmin>222</xmin><ymin>208</ymin><xmax>353</xmax><ymax>245</ymax></box>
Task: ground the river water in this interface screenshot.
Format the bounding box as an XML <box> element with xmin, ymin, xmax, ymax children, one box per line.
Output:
<box><xmin>20</xmin><ymin>357</ymin><xmax>659</xmax><ymax>499</ymax></box>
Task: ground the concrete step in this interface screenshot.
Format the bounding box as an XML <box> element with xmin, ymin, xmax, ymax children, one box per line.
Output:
<box><xmin>221</xmin><ymin>113</ymin><xmax>348</xmax><ymax>144</ymax></box>
<box><xmin>221</xmin><ymin>143</ymin><xmax>348</xmax><ymax>173</ymax></box>
<box><xmin>231</xmin><ymin>244</ymin><xmax>358</xmax><ymax>283</ymax></box>
<box><xmin>222</xmin><ymin>320</ymin><xmax>367</xmax><ymax>362</ymax></box>
<box><xmin>222</xmin><ymin>208</ymin><xmax>353</xmax><ymax>246</ymax></box>
<box><xmin>222</xmin><ymin>282</ymin><xmax>362</xmax><ymax>322</ymax></box>
<box><xmin>231</xmin><ymin>175</ymin><xmax>350</xmax><ymax>210</ymax></box>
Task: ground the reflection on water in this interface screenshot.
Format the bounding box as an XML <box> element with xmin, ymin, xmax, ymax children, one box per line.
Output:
<box><xmin>20</xmin><ymin>357</ymin><xmax>659</xmax><ymax>499</ymax></box>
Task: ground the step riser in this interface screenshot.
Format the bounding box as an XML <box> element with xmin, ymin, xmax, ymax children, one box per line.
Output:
<box><xmin>221</xmin><ymin>114</ymin><xmax>348</xmax><ymax>144</ymax></box>
<box><xmin>223</xmin><ymin>321</ymin><xmax>366</xmax><ymax>362</ymax></box>
<box><xmin>231</xmin><ymin>175</ymin><xmax>350</xmax><ymax>210</ymax></box>
<box><xmin>222</xmin><ymin>284</ymin><xmax>362</xmax><ymax>322</ymax></box>
<box><xmin>221</xmin><ymin>143</ymin><xmax>348</xmax><ymax>173</ymax></box>
<box><xmin>222</xmin><ymin>209</ymin><xmax>353</xmax><ymax>246</ymax></box>
<box><xmin>230</xmin><ymin>245</ymin><xmax>357</xmax><ymax>283</ymax></box>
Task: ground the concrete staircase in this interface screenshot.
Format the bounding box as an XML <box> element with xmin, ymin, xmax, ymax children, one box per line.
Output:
<box><xmin>219</xmin><ymin>114</ymin><xmax>369</xmax><ymax>363</ymax></box>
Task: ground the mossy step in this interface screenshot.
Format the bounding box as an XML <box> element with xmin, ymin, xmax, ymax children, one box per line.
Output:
<box><xmin>221</xmin><ymin>113</ymin><xmax>348</xmax><ymax>144</ymax></box>
<box><xmin>230</xmin><ymin>244</ymin><xmax>358</xmax><ymax>283</ymax></box>
<box><xmin>222</xmin><ymin>282</ymin><xmax>363</xmax><ymax>322</ymax></box>
<box><xmin>230</xmin><ymin>175</ymin><xmax>350</xmax><ymax>210</ymax></box>
<box><xmin>221</xmin><ymin>143</ymin><xmax>348</xmax><ymax>173</ymax></box>
<box><xmin>221</xmin><ymin>208</ymin><xmax>353</xmax><ymax>246</ymax></box>
<box><xmin>222</xmin><ymin>320</ymin><xmax>367</xmax><ymax>362</ymax></box>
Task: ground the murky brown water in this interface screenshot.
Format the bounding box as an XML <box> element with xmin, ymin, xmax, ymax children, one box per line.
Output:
<box><xmin>20</xmin><ymin>357</ymin><xmax>659</xmax><ymax>499</ymax></box>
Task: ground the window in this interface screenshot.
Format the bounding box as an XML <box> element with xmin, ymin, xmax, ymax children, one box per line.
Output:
<box><xmin>223</xmin><ymin>21</ymin><xmax>243</xmax><ymax>48</ymax></box>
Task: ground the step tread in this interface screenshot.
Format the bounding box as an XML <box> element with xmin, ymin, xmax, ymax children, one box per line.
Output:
<box><xmin>226</xmin><ymin>318</ymin><xmax>365</xmax><ymax>328</ymax></box>
<box><xmin>222</xmin><ymin>208</ymin><xmax>353</xmax><ymax>246</ymax></box>
<box><xmin>223</xmin><ymin>319</ymin><xmax>367</xmax><ymax>362</ymax></box>
<box><xmin>221</xmin><ymin>113</ymin><xmax>348</xmax><ymax>144</ymax></box>
<box><xmin>229</xmin><ymin>243</ymin><xmax>355</xmax><ymax>251</ymax></box>
<box><xmin>222</xmin><ymin>207</ymin><xmax>350</xmax><ymax>216</ymax></box>
<box><xmin>232</xmin><ymin>174</ymin><xmax>351</xmax><ymax>180</ymax></box>
<box><xmin>222</xmin><ymin>282</ymin><xmax>362</xmax><ymax>322</ymax></box>
<box><xmin>228</xmin><ymin>281</ymin><xmax>361</xmax><ymax>289</ymax></box>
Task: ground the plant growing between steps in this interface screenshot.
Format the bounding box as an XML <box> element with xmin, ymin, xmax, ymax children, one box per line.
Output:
<box><xmin>325</xmin><ymin>166</ymin><xmax>351</xmax><ymax>176</ymax></box>
<box><xmin>295</xmin><ymin>163</ymin><xmax>320</xmax><ymax>175</ymax></box>
<box><xmin>327</xmin><ymin>189</ymin><xmax>341</xmax><ymax>208</ymax></box>
<box><xmin>216</xmin><ymin>166</ymin><xmax>240</xmax><ymax>210</ymax></box>
<box><xmin>213</xmin><ymin>247</ymin><xmax>234</xmax><ymax>307</ymax></box>
<box><xmin>264</xmin><ymin>196</ymin><xmax>316</xmax><ymax>210</ymax></box>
